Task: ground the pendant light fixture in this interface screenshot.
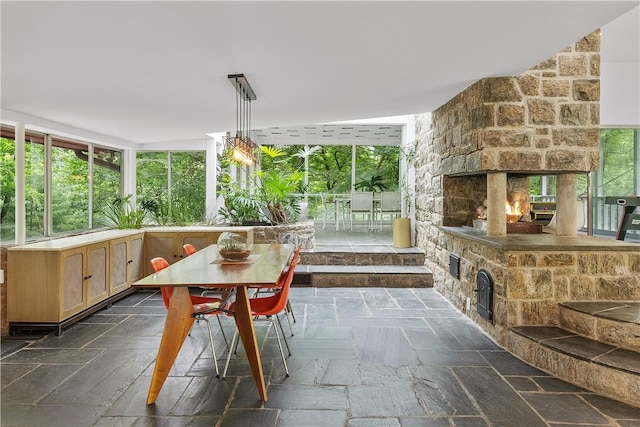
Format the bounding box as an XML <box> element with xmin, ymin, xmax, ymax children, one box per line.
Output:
<box><xmin>226</xmin><ymin>74</ymin><xmax>258</xmax><ymax>165</ymax></box>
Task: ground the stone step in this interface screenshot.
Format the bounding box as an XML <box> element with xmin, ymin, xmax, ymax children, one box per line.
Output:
<box><xmin>300</xmin><ymin>247</ymin><xmax>425</xmax><ymax>266</ymax></box>
<box><xmin>510</xmin><ymin>325</ymin><xmax>640</xmax><ymax>408</ymax></box>
<box><xmin>293</xmin><ymin>264</ymin><xmax>433</xmax><ymax>288</ymax></box>
<box><xmin>558</xmin><ymin>301</ymin><xmax>640</xmax><ymax>352</ymax></box>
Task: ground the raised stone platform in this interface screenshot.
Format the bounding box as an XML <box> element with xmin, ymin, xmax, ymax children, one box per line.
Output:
<box><xmin>510</xmin><ymin>325</ymin><xmax>640</xmax><ymax>408</ymax></box>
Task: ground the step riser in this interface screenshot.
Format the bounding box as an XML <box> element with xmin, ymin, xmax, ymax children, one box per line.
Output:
<box><xmin>311</xmin><ymin>272</ymin><xmax>432</xmax><ymax>288</ymax></box>
<box><xmin>559</xmin><ymin>306</ymin><xmax>640</xmax><ymax>352</ymax></box>
<box><xmin>510</xmin><ymin>332</ymin><xmax>640</xmax><ymax>408</ymax></box>
<box><xmin>300</xmin><ymin>252</ymin><xmax>425</xmax><ymax>266</ymax></box>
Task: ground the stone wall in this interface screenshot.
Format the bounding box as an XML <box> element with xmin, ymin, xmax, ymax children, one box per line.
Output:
<box><xmin>433</xmin><ymin>229</ymin><xmax>640</xmax><ymax>346</ymax></box>
<box><xmin>428</xmin><ymin>31</ymin><xmax>601</xmax><ymax>177</ymax></box>
<box><xmin>253</xmin><ymin>220</ymin><xmax>316</xmax><ymax>249</ymax></box>
<box><xmin>412</xmin><ymin>30</ymin><xmax>640</xmax><ymax>348</ymax></box>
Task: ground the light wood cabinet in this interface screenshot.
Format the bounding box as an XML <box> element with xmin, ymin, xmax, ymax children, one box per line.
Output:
<box><xmin>109</xmin><ymin>233</ymin><xmax>144</xmax><ymax>295</ymax></box>
<box><xmin>143</xmin><ymin>227</ymin><xmax>252</xmax><ymax>275</ymax></box>
<box><xmin>7</xmin><ymin>227</ymin><xmax>251</xmax><ymax>333</ymax></box>
<box><xmin>7</xmin><ymin>230</ymin><xmax>142</xmax><ymax>332</ymax></box>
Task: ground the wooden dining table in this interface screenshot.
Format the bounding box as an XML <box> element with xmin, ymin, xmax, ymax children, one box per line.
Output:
<box><xmin>132</xmin><ymin>243</ymin><xmax>296</xmax><ymax>404</ymax></box>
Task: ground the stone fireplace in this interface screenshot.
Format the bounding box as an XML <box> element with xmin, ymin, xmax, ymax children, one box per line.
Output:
<box><xmin>414</xmin><ymin>30</ymin><xmax>638</xmax><ymax>342</ymax></box>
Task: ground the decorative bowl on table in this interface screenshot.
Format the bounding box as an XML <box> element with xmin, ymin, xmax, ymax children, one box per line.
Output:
<box><xmin>217</xmin><ymin>232</ymin><xmax>252</xmax><ymax>261</ymax></box>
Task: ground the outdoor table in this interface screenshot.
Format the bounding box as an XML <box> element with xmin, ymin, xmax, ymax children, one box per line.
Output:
<box><xmin>133</xmin><ymin>243</ymin><xmax>296</xmax><ymax>404</ymax></box>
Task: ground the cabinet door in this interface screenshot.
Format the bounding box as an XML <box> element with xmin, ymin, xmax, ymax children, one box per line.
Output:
<box><xmin>145</xmin><ymin>233</ymin><xmax>177</xmax><ymax>274</ymax></box>
<box><xmin>87</xmin><ymin>242</ymin><xmax>109</xmax><ymax>305</ymax></box>
<box><xmin>60</xmin><ymin>248</ymin><xmax>86</xmax><ymax>319</ymax></box>
<box><xmin>179</xmin><ymin>233</ymin><xmax>212</xmax><ymax>259</ymax></box>
<box><xmin>128</xmin><ymin>233</ymin><xmax>144</xmax><ymax>283</ymax></box>
<box><xmin>110</xmin><ymin>237</ymin><xmax>129</xmax><ymax>295</ymax></box>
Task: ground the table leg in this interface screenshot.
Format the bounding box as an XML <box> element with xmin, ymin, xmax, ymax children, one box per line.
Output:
<box><xmin>234</xmin><ymin>285</ymin><xmax>268</xmax><ymax>401</ymax></box>
<box><xmin>146</xmin><ymin>287</ymin><xmax>194</xmax><ymax>405</ymax></box>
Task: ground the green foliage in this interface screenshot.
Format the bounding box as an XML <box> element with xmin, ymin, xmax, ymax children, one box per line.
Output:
<box><xmin>217</xmin><ymin>145</ymin><xmax>307</xmax><ymax>225</ymax></box>
<box><xmin>215</xmin><ymin>176</ymin><xmax>266</xmax><ymax>225</ymax></box>
<box><xmin>101</xmin><ymin>194</ymin><xmax>147</xmax><ymax>229</ymax></box>
<box><xmin>355</xmin><ymin>175</ymin><xmax>387</xmax><ymax>192</ymax></box>
<box><xmin>136</xmin><ymin>151</ymin><xmax>206</xmax><ymax>225</ymax></box>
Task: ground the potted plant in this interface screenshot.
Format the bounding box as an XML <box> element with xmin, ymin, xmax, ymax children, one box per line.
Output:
<box><xmin>393</xmin><ymin>141</ymin><xmax>417</xmax><ymax>248</ymax></box>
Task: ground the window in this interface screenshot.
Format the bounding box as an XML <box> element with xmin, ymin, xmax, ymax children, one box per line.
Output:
<box><xmin>92</xmin><ymin>145</ymin><xmax>122</xmax><ymax>228</ymax></box>
<box><xmin>136</xmin><ymin>151</ymin><xmax>206</xmax><ymax>225</ymax></box>
<box><xmin>51</xmin><ymin>138</ymin><xmax>89</xmax><ymax>233</ymax></box>
<box><xmin>0</xmin><ymin>126</ymin><xmax>122</xmax><ymax>244</ymax></box>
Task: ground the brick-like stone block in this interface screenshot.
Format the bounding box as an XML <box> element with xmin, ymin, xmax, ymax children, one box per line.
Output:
<box><xmin>573</xmin><ymin>79</ymin><xmax>600</xmax><ymax>101</ymax></box>
<box><xmin>519</xmin><ymin>253</ymin><xmax>537</xmax><ymax>267</ymax></box>
<box><xmin>481</xmin><ymin>78</ymin><xmax>520</xmax><ymax>102</ymax></box>
<box><xmin>498</xmin><ymin>150</ymin><xmax>542</xmax><ymax>171</ymax></box>
<box><xmin>552</xmin><ymin>127</ymin><xmax>599</xmax><ymax>147</ymax></box>
<box><xmin>576</xmin><ymin>31</ymin><xmax>600</xmax><ymax>52</ymax></box>
<box><xmin>590</xmin><ymin>104</ymin><xmax>600</xmax><ymax>126</ymax></box>
<box><xmin>516</xmin><ymin>74</ymin><xmax>540</xmax><ymax>96</ymax></box>
<box><xmin>527</xmin><ymin>99</ymin><xmax>556</xmax><ymax>125</ymax></box>
<box><xmin>531</xmin><ymin>56</ymin><xmax>557</xmax><ymax>71</ymax></box>
<box><xmin>542</xmin><ymin>79</ymin><xmax>570</xmax><ymax>97</ymax></box>
<box><xmin>559</xmin><ymin>54</ymin><xmax>588</xmax><ymax>76</ymax></box>
<box><xmin>545</xmin><ymin>149</ymin><xmax>590</xmax><ymax>171</ymax></box>
<box><xmin>597</xmin><ymin>276</ymin><xmax>639</xmax><ymax>299</ymax></box>
<box><xmin>590</xmin><ymin>54</ymin><xmax>601</xmax><ymax>77</ymax></box>
<box><xmin>497</xmin><ymin>104</ymin><xmax>525</xmax><ymax>127</ymax></box>
<box><xmin>535</xmin><ymin>137</ymin><xmax>551</xmax><ymax>149</ymax></box>
<box><xmin>520</xmin><ymin>299</ymin><xmax>557</xmax><ymax>324</ymax></box>
<box><xmin>570</xmin><ymin>275</ymin><xmax>598</xmax><ymax>299</ymax></box>
<box><xmin>560</xmin><ymin>103</ymin><xmax>589</xmax><ymax>126</ymax></box>
<box><xmin>597</xmin><ymin>253</ymin><xmax>629</xmax><ymax>275</ymax></box>
<box><xmin>483</xmin><ymin>129</ymin><xmax>532</xmax><ymax>148</ymax></box>
<box><xmin>540</xmin><ymin>253</ymin><xmax>576</xmax><ymax>267</ymax></box>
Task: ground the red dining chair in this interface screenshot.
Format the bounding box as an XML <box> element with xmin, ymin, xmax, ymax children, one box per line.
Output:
<box><xmin>220</xmin><ymin>249</ymin><xmax>301</xmax><ymax>378</ymax></box>
<box><xmin>150</xmin><ymin>257</ymin><xmax>229</xmax><ymax>377</ymax></box>
<box><xmin>183</xmin><ymin>243</ymin><xmax>197</xmax><ymax>256</ymax></box>
<box><xmin>253</xmin><ymin>246</ymin><xmax>302</xmax><ymax>334</ymax></box>
<box><xmin>183</xmin><ymin>244</ymin><xmax>230</xmax><ymax>299</ymax></box>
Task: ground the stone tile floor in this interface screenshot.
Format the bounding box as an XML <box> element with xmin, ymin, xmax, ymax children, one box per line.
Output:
<box><xmin>2</xmin><ymin>287</ymin><xmax>640</xmax><ymax>427</ymax></box>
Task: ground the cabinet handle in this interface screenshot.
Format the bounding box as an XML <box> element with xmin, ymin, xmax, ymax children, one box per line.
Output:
<box><xmin>127</xmin><ymin>259</ymin><xmax>133</xmax><ymax>264</ymax></box>
<box><xmin>84</xmin><ymin>275</ymin><xmax>92</xmax><ymax>280</ymax></box>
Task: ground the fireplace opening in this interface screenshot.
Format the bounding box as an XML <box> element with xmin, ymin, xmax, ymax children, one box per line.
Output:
<box><xmin>443</xmin><ymin>173</ymin><xmax>548</xmax><ymax>234</ymax></box>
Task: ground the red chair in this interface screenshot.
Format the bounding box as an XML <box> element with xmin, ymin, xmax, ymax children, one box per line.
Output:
<box><xmin>254</xmin><ymin>246</ymin><xmax>302</xmax><ymax>334</ymax></box>
<box><xmin>150</xmin><ymin>257</ymin><xmax>229</xmax><ymax>377</ymax></box>
<box><xmin>221</xmin><ymin>248</ymin><xmax>301</xmax><ymax>378</ymax></box>
<box><xmin>183</xmin><ymin>243</ymin><xmax>197</xmax><ymax>256</ymax></box>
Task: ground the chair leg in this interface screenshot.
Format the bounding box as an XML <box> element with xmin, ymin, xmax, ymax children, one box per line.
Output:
<box><xmin>216</xmin><ymin>315</ymin><xmax>230</xmax><ymax>351</ymax></box>
<box><xmin>275</xmin><ymin>314</ymin><xmax>292</xmax><ymax>356</ymax></box>
<box><xmin>222</xmin><ymin>328</ymin><xmax>239</xmax><ymax>379</ymax></box>
<box><xmin>200</xmin><ymin>317</ymin><xmax>220</xmax><ymax>378</ymax></box>
<box><xmin>269</xmin><ymin>318</ymin><xmax>290</xmax><ymax>377</ymax></box>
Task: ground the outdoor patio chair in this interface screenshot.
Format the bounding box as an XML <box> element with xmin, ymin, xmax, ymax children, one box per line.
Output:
<box><xmin>349</xmin><ymin>191</ymin><xmax>374</xmax><ymax>230</ymax></box>
<box><xmin>379</xmin><ymin>191</ymin><xmax>402</xmax><ymax>230</ymax></box>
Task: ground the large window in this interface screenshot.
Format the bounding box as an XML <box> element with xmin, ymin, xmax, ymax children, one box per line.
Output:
<box><xmin>136</xmin><ymin>151</ymin><xmax>206</xmax><ymax>225</ymax></box>
<box><xmin>92</xmin><ymin>145</ymin><xmax>123</xmax><ymax>228</ymax></box>
<box><xmin>51</xmin><ymin>138</ymin><xmax>89</xmax><ymax>233</ymax></box>
<box><xmin>0</xmin><ymin>126</ymin><xmax>122</xmax><ymax>244</ymax></box>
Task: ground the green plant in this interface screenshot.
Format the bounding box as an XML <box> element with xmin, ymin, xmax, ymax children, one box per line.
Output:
<box><xmin>399</xmin><ymin>140</ymin><xmax>417</xmax><ymax>218</ymax></box>
<box><xmin>217</xmin><ymin>145</ymin><xmax>310</xmax><ymax>225</ymax></box>
<box><xmin>216</xmin><ymin>174</ymin><xmax>266</xmax><ymax>225</ymax></box>
<box><xmin>101</xmin><ymin>194</ymin><xmax>147</xmax><ymax>229</ymax></box>
<box><xmin>355</xmin><ymin>174</ymin><xmax>387</xmax><ymax>192</ymax></box>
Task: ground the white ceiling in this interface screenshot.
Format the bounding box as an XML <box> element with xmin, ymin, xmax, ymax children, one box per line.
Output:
<box><xmin>1</xmin><ymin>1</ymin><xmax>638</xmax><ymax>147</ymax></box>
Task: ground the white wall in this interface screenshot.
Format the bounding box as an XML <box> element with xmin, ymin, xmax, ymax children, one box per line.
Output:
<box><xmin>600</xmin><ymin>6</ymin><xmax>640</xmax><ymax>127</ymax></box>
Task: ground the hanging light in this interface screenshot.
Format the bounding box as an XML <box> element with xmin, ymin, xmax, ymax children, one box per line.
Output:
<box><xmin>226</xmin><ymin>74</ymin><xmax>258</xmax><ymax>166</ymax></box>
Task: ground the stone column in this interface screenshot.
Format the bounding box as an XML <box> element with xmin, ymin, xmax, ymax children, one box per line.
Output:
<box><xmin>556</xmin><ymin>173</ymin><xmax>577</xmax><ymax>236</ymax></box>
<box><xmin>487</xmin><ymin>172</ymin><xmax>507</xmax><ymax>236</ymax></box>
